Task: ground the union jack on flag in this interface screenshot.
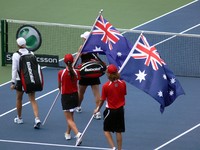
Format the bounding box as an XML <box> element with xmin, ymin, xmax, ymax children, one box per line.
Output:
<box><xmin>132</xmin><ymin>34</ymin><xmax>166</xmax><ymax>71</ymax></box>
<box><xmin>81</xmin><ymin>15</ymin><xmax>132</xmax><ymax>69</ymax></box>
<box><xmin>120</xmin><ymin>34</ymin><xmax>185</xmax><ymax>113</ymax></box>
<box><xmin>92</xmin><ymin>15</ymin><xmax>121</xmax><ymax>50</ymax></box>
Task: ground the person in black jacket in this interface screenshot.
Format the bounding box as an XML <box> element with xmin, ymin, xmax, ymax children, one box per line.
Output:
<box><xmin>76</xmin><ymin>31</ymin><xmax>101</xmax><ymax>120</ymax></box>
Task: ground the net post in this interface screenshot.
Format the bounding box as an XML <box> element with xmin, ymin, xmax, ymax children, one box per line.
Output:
<box><xmin>1</xmin><ymin>20</ymin><xmax>6</xmax><ymax>66</ymax></box>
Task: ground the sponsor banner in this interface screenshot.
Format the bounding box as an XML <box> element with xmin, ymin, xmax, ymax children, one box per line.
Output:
<box><xmin>6</xmin><ymin>52</ymin><xmax>59</xmax><ymax>67</ymax></box>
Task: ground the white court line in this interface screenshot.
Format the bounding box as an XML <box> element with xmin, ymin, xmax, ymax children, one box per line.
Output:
<box><xmin>0</xmin><ymin>81</ymin><xmax>11</xmax><ymax>87</ymax></box>
<box><xmin>0</xmin><ymin>88</ymin><xmax>58</xmax><ymax>117</ymax></box>
<box><xmin>154</xmin><ymin>123</ymin><xmax>200</xmax><ymax>150</ymax></box>
<box><xmin>0</xmin><ymin>139</ymin><xmax>112</xmax><ymax>150</ymax></box>
<box><xmin>154</xmin><ymin>24</ymin><xmax>200</xmax><ymax>47</ymax></box>
<box><xmin>0</xmin><ymin>66</ymin><xmax>47</xmax><ymax>87</ymax></box>
<box><xmin>130</xmin><ymin>0</ymin><xmax>199</xmax><ymax>30</ymax></box>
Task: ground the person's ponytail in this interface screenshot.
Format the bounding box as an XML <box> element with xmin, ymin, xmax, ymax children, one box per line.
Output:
<box><xmin>67</xmin><ymin>62</ymin><xmax>76</xmax><ymax>81</ymax></box>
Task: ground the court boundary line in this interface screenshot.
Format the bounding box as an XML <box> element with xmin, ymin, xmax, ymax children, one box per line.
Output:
<box><xmin>0</xmin><ymin>88</ymin><xmax>58</xmax><ymax>117</ymax></box>
<box><xmin>0</xmin><ymin>81</ymin><xmax>11</xmax><ymax>87</ymax></box>
<box><xmin>0</xmin><ymin>139</ymin><xmax>112</xmax><ymax>150</ymax></box>
<box><xmin>154</xmin><ymin>24</ymin><xmax>200</xmax><ymax>47</ymax></box>
<box><xmin>131</xmin><ymin>0</ymin><xmax>198</xmax><ymax>30</ymax></box>
<box><xmin>0</xmin><ymin>66</ymin><xmax>47</xmax><ymax>87</ymax></box>
<box><xmin>154</xmin><ymin>123</ymin><xmax>200</xmax><ymax>150</ymax></box>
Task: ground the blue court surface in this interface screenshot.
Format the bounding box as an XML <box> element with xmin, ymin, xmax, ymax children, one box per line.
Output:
<box><xmin>1</xmin><ymin>1</ymin><xmax>200</xmax><ymax>150</ymax></box>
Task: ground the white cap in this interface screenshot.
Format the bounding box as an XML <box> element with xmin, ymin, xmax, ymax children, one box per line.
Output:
<box><xmin>80</xmin><ymin>31</ymin><xmax>90</xmax><ymax>39</ymax></box>
<box><xmin>16</xmin><ymin>37</ymin><xmax>26</xmax><ymax>46</ymax></box>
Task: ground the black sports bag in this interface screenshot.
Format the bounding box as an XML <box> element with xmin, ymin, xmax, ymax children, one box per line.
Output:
<box><xmin>79</xmin><ymin>60</ymin><xmax>106</xmax><ymax>78</ymax></box>
<box><xmin>17</xmin><ymin>51</ymin><xmax>44</xmax><ymax>93</ymax></box>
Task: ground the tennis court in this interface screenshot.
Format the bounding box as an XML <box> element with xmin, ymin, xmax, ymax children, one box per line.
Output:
<box><xmin>0</xmin><ymin>0</ymin><xmax>200</xmax><ymax>150</ymax></box>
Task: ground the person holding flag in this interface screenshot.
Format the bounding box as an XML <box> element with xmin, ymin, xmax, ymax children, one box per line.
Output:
<box><xmin>94</xmin><ymin>64</ymin><xmax>126</xmax><ymax>150</ymax></box>
<box><xmin>76</xmin><ymin>31</ymin><xmax>102</xmax><ymax>120</ymax></box>
<box><xmin>74</xmin><ymin>13</ymin><xmax>132</xmax><ymax>120</ymax></box>
<box><xmin>76</xmin><ymin>9</ymin><xmax>184</xmax><ymax>114</ymax></box>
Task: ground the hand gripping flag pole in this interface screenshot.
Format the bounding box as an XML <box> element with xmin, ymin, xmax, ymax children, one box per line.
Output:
<box><xmin>72</xmin><ymin>9</ymin><xmax>104</xmax><ymax>67</ymax></box>
<box><xmin>42</xmin><ymin>91</ymin><xmax>60</xmax><ymax>126</ymax></box>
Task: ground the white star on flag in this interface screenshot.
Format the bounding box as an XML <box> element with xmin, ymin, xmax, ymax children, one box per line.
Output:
<box><xmin>169</xmin><ymin>90</ymin><xmax>174</xmax><ymax>96</ymax></box>
<box><xmin>163</xmin><ymin>74</ymin><xmax>167</xmax><ymax>80</ymax></box>
<box><xmin>93</xmin><ymin>46</ymin><xmax>103</xmax><ymax>52</ymax></box>
<box><xmin>170</xmin><ymin>78</ymin><xmax>176</xmax><ymax>84</ymax></box>
<box><xmin>158</xmin><ymin>91</ymin><xmax>163</xmax><ymax>97</ymax></box>
<box><xmin>117</xmin><ymin>52</ymin><xmax>122</xmax><ymax>57</ymax></box>
<box><xmin>135</xmin><ymin>70</ymin><xmax>147</xmax><ymax>83</ymax></box>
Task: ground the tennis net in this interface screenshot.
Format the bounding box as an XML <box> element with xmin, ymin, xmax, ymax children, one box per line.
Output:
<box><xmin>1</xmin><ymin>19</ymin><xmax>200</xmax><ymax>77</ymax></box>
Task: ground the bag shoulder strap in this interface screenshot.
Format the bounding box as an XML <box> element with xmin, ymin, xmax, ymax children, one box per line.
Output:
<box><xmin>16</xmin><ymin>50</ymin><xmax>31</xmax><ymax>56</ymax></box>
<box><xmin>16</xmin><ymin>50</ymin><xmax>22</xmax><ymax>56</ymax></box>
<box><xmin>92</xmin><ymin>53</ymin><xmax>104</xmax><ymax>64</ymax></box>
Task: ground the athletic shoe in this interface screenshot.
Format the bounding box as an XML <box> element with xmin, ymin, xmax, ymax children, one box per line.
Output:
<box><xmin>112</xmin><ymin>147</ymin><xmax>117</xmax><ymax>150</ymax></box>
<box><xmin>34</xmin><ymin>117</ymin><xmax>41</xmax><ymax>129</ymax></box>
<box><xmin>75</xmin><ymin>132</ymin><xmax>82</xmax><ymax>146</ymax></box>
<box><xmin>64</xmin><ymin>133</ymin><xmax>71</xmax><ymax>140</ymax></box>
<box><xmin>76</xmin><ymin>106</ymin><xmax>82</xmax><ymax>113</ymax></box>
<box><xmin>94</xmin><ymin>112</ymin><xmax>101</xmax><ymax>120</ymax></box>
<box><xmin>14</xmin><ymin>117</ymin><xmax>23</xmax><ymax>124</ymax></box>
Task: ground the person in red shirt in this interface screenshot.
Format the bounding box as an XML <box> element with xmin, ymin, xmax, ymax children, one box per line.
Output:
<box><xmin>58</xmin><ymin>54</ymin><xmax>82</xmax><ymax>146</ymax></box>
<box><xmin>94</xmin><ymin>64</ymin><xmax>127</xmax><ymax>150</ymax></box>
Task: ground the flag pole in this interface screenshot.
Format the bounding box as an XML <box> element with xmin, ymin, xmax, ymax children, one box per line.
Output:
<box><xmin>119</xmin><ymin>33</ymin><xmax>143</xmax><ymax>73</ymax></box>
<box><xmin>42</xmin><ymin>91</ymin><xmax>60</xmax><ymax>126</ymax></box>
<box><xmin>73</xmin><ymin>9</ymin><xmax>104</xmax><ymax>67</ymax></box>
<box><xmin>75</xmin><ymin>114</ymin><xmax>94</xmax><ymax>146</ymax></box>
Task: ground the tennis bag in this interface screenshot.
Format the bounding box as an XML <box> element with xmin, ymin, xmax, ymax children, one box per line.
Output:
<box><xmin>79</xmin><ymin>60</ymin><xmax>106</xmax><ymax>78</ymax></box>
<box><xmin>17</xmin><ymin>51</ymin><xmax>44</xmax><ymax>93</ymax></box>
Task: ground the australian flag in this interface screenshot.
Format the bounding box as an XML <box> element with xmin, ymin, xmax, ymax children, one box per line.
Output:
<box><xmin>120</xmin><ymin>34</ymin><xmax>185</xmax><ymax>113</ymax></box>
<box><xmin>81</xmin><ymin>15</ymin><xmax>132</xmax><ymax>69</ymax></box>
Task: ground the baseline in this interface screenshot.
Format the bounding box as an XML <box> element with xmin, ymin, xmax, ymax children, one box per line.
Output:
<box><xmin>0</xmin><ymin>139</ymin><xmax>112</xmax><ymax>150</ymax></box>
